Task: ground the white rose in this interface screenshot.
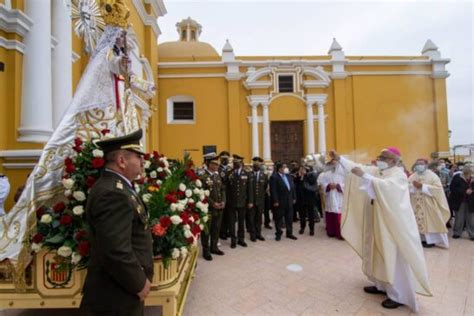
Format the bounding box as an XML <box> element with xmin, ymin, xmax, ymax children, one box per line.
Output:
<box><xmin>204</xmin><ymin>190</ymin><xmax>210</xmax><ymax>197</ymax></box>
<box><xmin>144</xmin><ymin>160</ymin><xmax>151</xmax><ymax>169</ymax></box>
<box><xmin>193</xmin><ymin>188</ymin><xmax>200</xmax><ymax>195</ymax></box>
<box><xmin>179</xmin><ymin>183</ymin><xmax>186</xmax><ymax>192</ymax></box>
<box><xmin>73</xmin><ymin>205</ymin><xmax>84</xmax><ymax>216</ymax></box>
<box><xmin>92</xmin><ymin>149</ymin><xmax>104</xmax><ymax>158</ymax></box>
<box><xmin>199</xmin><ymin>194</ymin><xmax>205</xmax><ymax>201</ymax></box>
<box><xmin>188</xmin><ymin>216</ymin><xmax>194</xmax><ymax>223</ymax></box>
<box><xmin>31</xmin><ymin>242</ymin><xmax>42</xmax><ymax>253</ymax></box>
<box><xmin>150</xmin><ymin>171</ymin><xmax>157</xmax><ymax>179</ymax></box>
<box><xmin>172</xmin><ymin>248</ymin><xmax>180</xmax><ymax>259</ymax></box>
<box><xmin>64</xmin><ymin>189</ymin><xmax>72</xmax><ymax>197</ymax></box>
<box><xmin>177</xmin><ymin>204</ymin><xmax>185</xmax><ymax>212</ymax></box>
<box><xmin>183</xmin><ymin>224</ymin><xmax>191</xmax><ymax>231</ymax></box>
<box><xmin>188</xmin><ymin>198</ymin><xmax>194</xmax><ymax>204</ymax></box>
<box><xmin>157</xmin><ymin>167</ymin><xmax>163</xmax><ymax>172</ymax></box>
<box><xmin>184</xmin><ymin>230</ymin><xmax>193</xmax><ymax>238</ymax></box>
<box><xmin>57</xmin><ymin>246</ymin><xmax>73</xmax><ymax>258</ymax></box>
<box><xmin>170</xmin><ymin>215</ymin><xmax>182</xmax><ymax>225</ymax></box>
<box><xmin>195</xmin><ymin>179</ymin><xmax>202</xmax><ymax>188</ymax></box>
<box><xmin>157</xmin><ymin>180</ymin><xmax>162</xmax><ymax>185</ymax></box>
<box><xmin>202</xmin><ymin>207</ymin><xmax>208</xmax><ymax>214</ymax></box>
<box><xmin>170</xmin><ymin>203</ymin><xmax>178</xmax><ymax>211</ymax></box>
<box><xmin>202</xmin><ymin>215</ymin><xmax>209</xmax><ymax>223</ymax></box>
<box><xmin>179</xmin><ymin>198</ymin><xmax>188</xmax><ymax>205</ymax></box>
<box><xmin>142</xmin><ymin>193</ymin><xmax>152</xmax><ymax>204</ymax></box>
<box><xmin>134</xmin><ymin>184</ymin><xmax>141</xmax><ymax>194</ymax></box>
<box><xmin>62</xmin><ymin>178</ymin><xmax>74</xmax><ymax>190</ymax></box>
<box><xmin>185</xmin><ymin>189</ymin><xmax>192</xmax><ymax>198</ymax></box>
<box><xmin>71</xmin><ymin>252</ymin><xmax>82</xmax><ymax>265</ymax></box>
<box><xmin>199</xmin><ymin>224</ymin><xmax>204</xmax><ymax>230</ymax></box>
<box><xmin>196</xmin><ymin>219</ymin><xmax>201</xmax><ymax>225</ymax></box>
<box><xmin>40</xmin><ymin>214</ymin><xmax>52</xmax><ymax>224</ymax></box>
<box><xmin>196</xmin><ymin>201</ymin><xmax>203</xmax><ymax>209</ymax></box>
<box><xmin>73</xmin><ymin>191</ymin><xmax>86</xmax><ymax>202</ymax></box>
<box><xmin>180</xmin><ymin>247</ymin><xmax>188</xmax><ymax>257</ymax></box>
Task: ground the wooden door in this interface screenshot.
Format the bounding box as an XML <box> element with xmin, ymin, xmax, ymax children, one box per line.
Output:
<box><xmin>271</xmin><ymin>121</ymin><xmax>304</xmax><ymax>163</ymax></box>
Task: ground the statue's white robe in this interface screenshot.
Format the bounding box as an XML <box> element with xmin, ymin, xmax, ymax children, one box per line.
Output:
<box><xmin>340</xmin><ymin>157</ymin><xmax>432</xmax><ymax>312</ymax></box>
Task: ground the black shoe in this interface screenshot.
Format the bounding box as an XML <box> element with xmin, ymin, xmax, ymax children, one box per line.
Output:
<box><xmin>264</xmin><ymin>224</ymin><xmax>273</xmax><ymax>229</ymax></box>
<box><xmin>299</xmin><ymin>229</ymin><xmax>304</xmax><ymax>235</ymax></box>
<box><xmin>453</xmin><ymin>235</ymin><xmax>460</xmax><ymax>239</ymax></box>
<box><xmin>250</xmin><ymin>237</ymin><xmax>257</xmax><ymax>242</ymax></box>
<box><xmin>470</xmin><ymin>237</ymin><xmax>474</xmax><ymax>241</ymax></box>
<box><xmin>286</xmin><ymin>235</ymin><xmax>298</xmax><ymax>240</ymax></box>
<box><xmin>293</xmin><ymin>218</ymin><xmax>299</xmax><ymax>222</ymax></box>
<box><xmin>363</xmin><ymin>286</ymin><xmax>386</xmax><ymax>295</ymax></box>
<box><xmin>315</xmin><ymin>218</ymin><xmax>321</xmax><ymax>223</ymax></box>
<box><xmin>257</xmin><ymin>235</ymin><xmax>265</xmax><ymax>241</ymax></box>
<box><xmin>230</xmin><ymin>240</ymin><xmax>236</xmax><ymax>248</ymax></box>
<box><xmin>220</xmin><ymin>235</ymin><xmax>228</xmax><ymax>241</ymax></box>
<box><xmin>422</xmin><ymin>242</ymin><xmax>435</xmax><ymax>248</ymax></box>
<box><xmin>309</xmin><ymin>230</ymin><xmax>315</xmax><ymax>236</ymax></box>
<box><xmin>237</xmin><ymin>240</ymin><xmax>248</xmax><ymax>247</ymax></box>
<box><xmin>275</xmin><ymin>235</ymin><xmax>281</xmax><ymax>241</ymax></box>
<box><xmin>446</xmin><ymin>222</ymin><xmax>452</xmax><ymax>228</ymax></box>
<box><xmin>211</xmin><ymin>249</ymin><xmax>225</xmax><ymax>256</ymax></box>
<box><xmin>203</xmin><ymin>253</ymin><xmax>213</xmax><ymax>261</ymax></box>
<box><xmin>381</xmin><ymin>298</ymin><xmax>403</xmax><ymax>309</ymax></box>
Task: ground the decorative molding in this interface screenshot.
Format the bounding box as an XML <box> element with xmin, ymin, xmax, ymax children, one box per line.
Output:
<box><xmin>166</xmin><ymin>95</ymin><xmax>196</xmax><ymax>124</ymax></box>
<box><xmin>314</xmin><ymin>114</ymin><xmax>328</xmax><ymax>121</ymax></box>
<box><xmin>72</xmin><ymin>51</ymin><xmax>80</xmax><ymax>63</ymax></box>
<box><xmin>247</xmin><ymin>116</ymin><xmax>263</xmax><ymax>123</ymax></box>
<box><xmin>349</xmin><ymin>71</ymin><xmax>432</xmax><ymax>76</ymax></box>
<box><xmin>158</xmin><ymin>73</ymin><xmax>226</xmax><ymax>79</ymax></box>
<box><xmin>144</xmin><ymin>0</ymin><xmax>167</xmax><ymax>17</ymax></box>
<box><xmin>0</xmin><ymin>149</ymin><xmax>42</xmax><ymax>159</ymax></box>
<box><xmin>347</xmin><ymin>59</ymin><xmax>431</xmax><ymax>66</ymax></box>
<box><xmin>139</xmin><ymin>55</ymin><xmax>155</xmax><ymax>82</ymax></box>
<box><xmin>330</xmin><ymin>72</ymin><xmax>348</xmax><ymax>79</ymax></box>
<box><xmin>306</xmin><ymin>94</ymin><xmax>328</xmax><ymax>106</ymax></box>
<box><xmin>225</xmin><ymin>72</ymin><xmax>243</xmax><ymax>81</ymax></box>
<box><xmin>245</xmin><ymin>81</ymin><xmax>272</xmax><ymax>89</ymax></box>
<box><xmin>2</xmin><ymin>162</ymin><xmax>37</xmax><ymax>169</ymax></box>
<box><xmin>0</xmin><ymin>4</ymin><xmax>33</xmax><ymax>37</ymax></box>
<box><xmin>247</xmin><ymin>95</ymin><xmax>271</xmax><ymax>106</ymax></box>
<box><xmin>158</xmin><ymin>61</ymin><xmax>225</xmax><ymax>69</ymax></box>
<box><xmin>0</xmin><ymin>36</ymin><xmax>25</xmax><ymax>53</ymax></box>
<box><xmin>132</xmin><ymin>0</ymin><xmax>162</xmax><ymax>37</ymax></box>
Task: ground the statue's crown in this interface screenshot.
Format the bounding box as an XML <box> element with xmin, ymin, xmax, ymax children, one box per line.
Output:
<box><xmin>100</xmin><ymin>0</ymin><xmax>130</xmax><ymax>28</ymax></box>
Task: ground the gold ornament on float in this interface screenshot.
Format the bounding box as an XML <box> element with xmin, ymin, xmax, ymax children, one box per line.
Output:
<box><xmin>99</xmin><ymin>0</ymin><xmax>130</xmax><ymax>28</ymax></box>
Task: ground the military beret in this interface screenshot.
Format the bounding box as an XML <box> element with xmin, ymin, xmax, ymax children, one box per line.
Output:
<box><xmin>232</xmin><ymin>154</ymin><xmax>244</xmax><ymax>162</ymax></box>
<box><xmin>96</xmin><ymin>129</ymin><xmax>145</xmax><ymax>155</ymax></box>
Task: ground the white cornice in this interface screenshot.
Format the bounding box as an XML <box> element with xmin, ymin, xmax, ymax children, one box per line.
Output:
<box><xmin>302</xmin><ymin>80</ymin><xmax>330</xmax><ymax>88</ymax></box>
<box><xmin>158</xmin><ymin>73</ymin><xmax>226</xmax><ymax>79</ymax></box>
<box><xmin>144</xmin><ymin>0</ymin><xmax>167</xmax><ymax>17</ymax></box>
<box><xmin>0</xmin><ymin>149</ymin><xmax>42</xmax><ymax>159</ymax></box>
<box><xmin>244</xmin><ymin>81</ymin><xmax>272</xmax><ymax>89</ymax></box>
<box><xmin>158</xmin><ymin>61</ymin><xmax>225</xmax><ymax>69</ymax></box>
<box><xmin>132</xmin><ymin>0</ymin><xmax>162</xmax><ymax>37</ymax></box>
<box><xmin>347</xmin><ymin>59</ymin><xmax>431</xmax><ymax>66</ymax></box>
<box><xmin>0</xmin><ymin>36</ymin><xmax>25</xmax><ymax>53</ymax></box>
<box><xmin>225</xmin><ymin>73</ymin><xmax>243</xmax><ymax>81</ymax></box>
<box><xmin>349</xmin><ymin>71</ymin><xmax>432</xmax><ymax>76</ymax></box>
<box><xmin>0</xmin><ymin>4</ymin><xmax>33</xmax><ymax>37</ymax></box>
<box><xmin>2</xmin><ymin>162</ymin><xmax>37</xmax><ymax>169</ymax></box>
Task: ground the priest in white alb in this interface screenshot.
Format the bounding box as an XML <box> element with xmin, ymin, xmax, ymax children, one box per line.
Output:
<box><xmin>409</xmin><ymin>159</ymin><xmax>450</xmax><ymax>248</ymax></box>
<box><xmin>330</xmin><ymin>148</ymin><xmax>432</xmax><ymax>312</ymax></box>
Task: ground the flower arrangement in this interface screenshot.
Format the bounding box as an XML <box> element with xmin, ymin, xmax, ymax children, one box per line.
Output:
<box><xmin>31</xmin><ymin>130</ymin><xmax>111</xmax><ymax>269</ymax></box>
<box><xmin>138</xmin><ymin>153</ymin><xmax>209</xmax><ymax>267</ymax></box>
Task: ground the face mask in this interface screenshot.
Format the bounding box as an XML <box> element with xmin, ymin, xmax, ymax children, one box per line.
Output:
<box><xmin>439</xmin><ymin>164</ymin><xmax>446</xmax><ymax>169</ymax></box>
<box><xmin>221</xmin><ymin>159</ymin><xmax>228</xmax><ymax>166</ymax></box>
<box><xmin>253</xmin><ymin>165</ymin><xmax>260</xmax><ymax>172</ymax></box>
<box><xmin>283</xmin><ymin>167</ymin><xmax>290</xmax><ymax>174</ymax></box>
<box><xmin>414</xmin><ymin>165</ymin><xmax>426</xmax><ymax>174</ymax></box>
<box><xmin>376</xmin><ymin>161</ymin><xmax>389</xmax><ymax>170</ymax></box>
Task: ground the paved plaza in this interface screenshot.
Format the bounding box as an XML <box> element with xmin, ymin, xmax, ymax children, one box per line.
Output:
<box><xmin>2</xmin><ymin>222</ymin><xmax>473</xmax><ymax>316</ymax></box>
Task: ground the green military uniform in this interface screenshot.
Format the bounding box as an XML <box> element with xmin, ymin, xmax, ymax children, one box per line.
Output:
<box><xmin>199</xmin><ymin>154</ymin><xmax>226</xmax><ymax>260</ymax></box>
<box><xmin>218</xmin><ymin>151</ymin><xmax>232</xmax><ymax>240</ymax></box>
<box><xmin>81</xmin><ymin>130</ymin><xmax>153</xmax><ymax>316</ymax></box>
<box><xmin>247</xmin><ymin>157</ymin><xmax>269</xmax><ymax>241</ymax></box>
<box><xmin>227</xmin><ymin>154</ymin><xmax>254</xmax><ymax>248</ymax></box>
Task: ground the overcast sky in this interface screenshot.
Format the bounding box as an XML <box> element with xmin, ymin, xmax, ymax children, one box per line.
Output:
<box><xmin>158</xmin><ymin>0</ymin><xmax>473</xmax><ymax>147</ymax></box>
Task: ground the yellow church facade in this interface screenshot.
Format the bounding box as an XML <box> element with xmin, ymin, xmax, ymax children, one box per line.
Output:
<box><xmin>157</xmin><ymin>18</ymin><xmax>451</xmax><ymax>168</ymax></box>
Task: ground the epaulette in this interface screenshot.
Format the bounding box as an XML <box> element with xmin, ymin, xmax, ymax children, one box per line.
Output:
<box><xmin>116</xmin><ymin>180</ymin><xmax>124</xmax><ymax>190</ymax></box>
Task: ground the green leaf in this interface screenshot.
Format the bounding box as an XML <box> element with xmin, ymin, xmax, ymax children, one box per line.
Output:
<box><xmin>45</xmin><ymin>234</ymin><xmax>65</xmax><ymax>244</ymax></box>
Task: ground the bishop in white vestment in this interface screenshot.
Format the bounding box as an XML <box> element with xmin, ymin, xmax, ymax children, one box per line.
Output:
<box><xmin>331</xmin><ymin>148</ymin><xmax>432</xmax><ymax>312</ymax></box>
<box><xmin>409</xmin><ymin>159</ymin><xmax>450</xmax><ymax>248</ymax></box>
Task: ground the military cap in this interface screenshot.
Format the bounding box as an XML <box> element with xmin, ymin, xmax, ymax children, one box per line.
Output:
<box><xmin>218</xmin><ymin>151</ymin><xmax>230</xmax><ymax>159</ymax></box>
<box><xmin>208</xmin><ymin>156</ymin><xmax>220</xmax><ymax>165</ymax></box>
<box><xmin>232</xmin><ymin>154</ymin><xmax>244</xmax><ymax>162</ymax></box>
<box><xmin>96</xmin><ymin>129</ymin><xmax>145</xmax><ymax>155</ymax></box>
<box><xmin>203</xmin><ymin>152</ymin><xmax>217</xmax><ymax>161</ymax></box>
<box><xmin>252</xmin><ymin>156</ymin><xmax>264</xmax><ymax>165</ymax></box>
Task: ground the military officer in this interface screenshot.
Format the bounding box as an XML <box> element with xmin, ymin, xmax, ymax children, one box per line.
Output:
<box><xmin>247</xmin><ymin>157</ymin><xmax>269</xmax><ymax>241</ymax></box>
<box><xmin>81</xmin><ymin>129</ymin><xmax>153</xmax><ymax>316</ymax></box>
<box><xmin>227</xmin><ymin>154</ymin><xmax>254</xmax><ymax>248</ymax></box>
<box><xmin>218</xmin><ymin>151</ymin><xmax>232</xmax><ymax>240</ymax></box>
<box><xmin>199</xmin><ymin>153</ymin><xmax>226</xmax><ymax>261</ymax></box>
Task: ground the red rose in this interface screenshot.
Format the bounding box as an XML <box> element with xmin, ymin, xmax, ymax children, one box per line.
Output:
<box><xmin>74</xmin><ymin>138</ymin><xmax>83</xmax><ymax>147</ymax></box>
<box><xmin>86</xmin><ymin>176</ymin><xmax>96</xmax><ymax>188</ymax></box>
<box><xmin>65</xmin><ymin>163</ymin><xmax>76</xmax><ymax>173</ymax></box>
<box><xmin>100</xmin><ymin>129</ymin><xmax>110</xmax><ymax>136</ymax></box>
<box><xmin>75</xmin><ymin>230</ymin><xmax>87</xmax><ymax>241</ymax></box>
<box><xmin>151</xmin><ymin>224</ymin><xmax>167</xmax><ymax>237</ymax></box>
<box><xmin>180</xmin><ymin>212</ymin><xmax>190</xmax><ymax>225</ymax></box>
<box><xmin>53</xmin><ymin>202</ymin><xmax>66</xmax><ymax>213</ymax></box>
<box><xmin>191</xmin><ymin>224</ymin><xmax>201</xmax><ymax>236</ymax></box>
<box><xmin>177</xmin><ymin>191</ymin><xmax>185</xmax><ymax>198</ymax></box>
<box><xmin>159</xmin><ymin>216</ymin><xmax>172</xmax><ymax>228</ymax></box>
<box><xmin>187</xmin><ymin>160</ymin><xmax>194</xmax><ymax>168</ymax></box>
<box><xmin>153</xmin><ymin>151</ymin><xmax>159</xmax><ymax>159</ymax></box>
<box><xmin>78</xmin><ymin>240</ymin><xmax>90</xmax><ymax>256</ymax></box>
<box><xmin>143</xmin><ymin>153</ymin><xmax>150</xmax><ymax>160</ymax></box>
<box><xmin>32</xmin><ymin>233</ymin><xmax>44</xmax><ymax>244</ymax></box>
<box><xmin>91</xmin><ymin>158</ymin><xmax>105</xmax><ymax>169</ymax></box>
<box><xmin>165</xmin><ymin>194</ymin><xmax>178</xmax><ymax>204</ymax></box>
<box><xmin>65</xmin><ymin>157</ymin><xmax>73</xmax><ymax>166</ymax></box>
<box><xmin>186</xmin><ymin>237</ymin><xmax>194</xmax><ymax>244</ymax></box>
<box><xmin>185</xmin><ymin>169</ymin><xmax>198</xmax><ymax>181</ymax></box>
<box><xmin>36</xmin><ymin>206</ymin><xmax>46</xmax><ymax>218</ymax></box>
<box><xmin>192</xmin><ymin>213</ymin><xmax>199</xmax><ymax>221</ymax></box>
<box><xmin>72</xmin><ymin>145</ymin><xmax>82</xmax><ymax>153</ymax></box>
<box><xmin>187</xmin><ymin>202</ymin><xmax>195</xmax><ymax>209</ymax></box>
<box><xmin>59</xmin><ymin>214</ymin><xmax>73</xmax><ymax>225</ymax></box>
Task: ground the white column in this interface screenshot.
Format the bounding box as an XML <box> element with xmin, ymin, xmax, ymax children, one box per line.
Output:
<box><xmin>251</xmin><ymin>103</ymin><xmax>259</xmax><ymax>158</ymax></box>
<box><xmin>52</xmin><ymin>0</ymin><xmax>72</xmax><ymax>128</ymax></box>
<box><xmin>262</xmin><ymin>103</ymin><xmax>271</xmax><ymax>161</ymax></box>
<box><xmin>306</xmin><ymin>102</ymin><xmax>315</xmax><ymax>155</ymax></box>
<box><xmin>19</xmin><ymin>0</ymin><xmax>53</xmax><ymax>142</ymax></box>
<box><xmin>317</xmin><ymin>101</ymin><xmax>327</xmax><ymax>154</ymax></box>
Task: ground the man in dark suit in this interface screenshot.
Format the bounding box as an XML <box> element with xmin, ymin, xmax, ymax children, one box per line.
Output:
<box><xmin>218</xmin><ymin>151</ymin><xmax>231</xmax><ymax>240</ymax></box>
<box><xmin>81</xmin><ymin>129</ymin><xmax>153</xmax><ymax>316</ymax></box>
<box><xmin>270</xmin><ymin>161</ymin><xmax>298</xmax><ymax>241</ymax></box>
<box><xmin>227</xmin><ymin>154</ymin><xmax>254</xmax><ymax>248</ymax></box>
<box><xmin>247</xmin><ymin>157</ymin><xmax>268</xmax><ymax>241</ymax></box>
